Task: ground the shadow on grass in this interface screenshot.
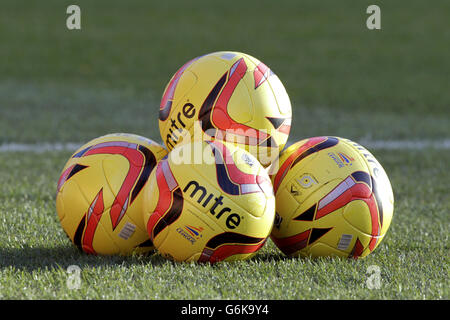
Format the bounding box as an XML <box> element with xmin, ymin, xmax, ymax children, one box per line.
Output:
<box><xmin>0</xmin><ymin>243</ymin><xmax>356</xmax><ymax>272</ymax></box>
<box><xmin>252</xmin><ymin>249</ymin><xmax>359</xmax><ymax>266</ymax></box>
<box><xmin>0</xmin><ymin>245</ymin><xmax>168</xmax><ymax>272</ymax></box>
<box><xmin>252</xmin><ymin>251</ymin><xmax>288</xmax><ymax>263</ymax></box>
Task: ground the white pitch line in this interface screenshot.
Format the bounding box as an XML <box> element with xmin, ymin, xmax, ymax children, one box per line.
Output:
<box><xmin>359</xmin><ymin>139</ymin><xmax>450</xmax><ymax>150</ymax></box>
<box><xmin>284</xmin><ymin>139</ymin><xmax>450</xmax><ymax>150</ymax></box>
<box><xmin>0</xmin><ymin>142</ymin><xmax>82</xmax><ymax>153</ymax></box>
<box><xmin>0</xmin><ymin>139</ymin><xmax>449</xmax><ymax>153</ymax></box>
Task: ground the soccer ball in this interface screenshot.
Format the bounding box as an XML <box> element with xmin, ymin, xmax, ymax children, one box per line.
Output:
<box><xmin>142</xmin><ymin>140</ymin><xmax>275</xmax><ymax>263</ymax></box>
<box><xmin>270</xmin><ymin>136</ymin><xmax>394</xmax><ymax>259</ymax></box>
<box><xmin>56</xmin><ymin>133</ymin><xmax>168</xmax><ymax>255</ymax></box>
<box><xmin>158</xmin><ymin>51</ymin><xmax>292</xmax><ymax>167</ymax></box>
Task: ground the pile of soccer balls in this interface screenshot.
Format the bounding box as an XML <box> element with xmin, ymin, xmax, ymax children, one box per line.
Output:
<box><xmin>56</xmin><ymin>51</ymin><xmax>394</xmax><ymax>263</ymax></box>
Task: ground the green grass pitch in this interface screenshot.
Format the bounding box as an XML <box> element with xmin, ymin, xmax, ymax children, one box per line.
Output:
<box><xmin>0</xmin><ymin>0</ymin><xmax>448</xmax><ymax>300</ymax></box>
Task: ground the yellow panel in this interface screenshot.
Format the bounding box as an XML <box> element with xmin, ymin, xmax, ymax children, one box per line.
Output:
<box><xmin>342</xmin><ymin>199</ymin><xmax>373</xmax><ymax>235</ymax></box>
<box><xmin>102</xmin><ymin>155</ymin><xmax>130</xmax><ymax>197</ymax></box>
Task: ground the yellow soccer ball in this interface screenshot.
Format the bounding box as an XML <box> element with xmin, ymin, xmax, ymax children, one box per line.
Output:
<box><xmin>56</xmin><ymin>133</ymin><xmax>168</xmax><ymax>255</ymax></box>
<box><xmin>158</xmin><ymin>51</ymin><xmax>292</xmax><ymax>167</ymax></box>
<box><xmin>143</xmin><ymin>140</ymin><xmax>275</xmax><ymax>263</ymax></box>
<box><xmin>270</xmin><ymin>136</ymin><xmax>394</xmax><ymax>259</ymax></box>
